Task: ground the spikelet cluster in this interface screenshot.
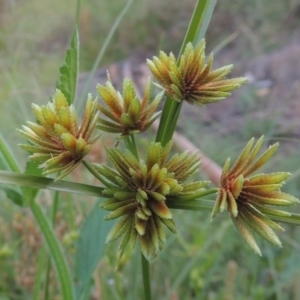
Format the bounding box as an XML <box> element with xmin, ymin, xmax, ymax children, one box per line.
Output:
<box><xmin>97</xmin><ymin>76</ymin><xmax>163</xmax><ymax>136</ymax></box>
<box><xmin>211</xmin><ymin>136</ymin><xmax>299</xmax><ymax>255</ymax></box>
<box><xmin>147</xmin><ymin>40</ymin><xmax>247</xmax><ymax>105</ymax></box>
<box><xmin>19</xmin><ymin>90</ymin><xmax>98</xmax><ymax>180</ymax></box>
<box><xmin>94</xmin><ymin>142</ymin><xmax>208</xmax><ymax>260</ymax></box>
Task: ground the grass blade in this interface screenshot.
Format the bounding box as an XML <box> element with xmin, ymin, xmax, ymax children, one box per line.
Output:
<box><xmin>77</xmin><ymin>0</ymin><xmax>133</xmax><ymax>111</ymax></box>
<box><xmin>0</xmin><ymin>170</ymin><xmax>104</xmax><ymax>197</ymax></box>
<box><xmin>180</xmin><ymin>0</ymin><xmax>217</xmax><ymax>54</ymax></box>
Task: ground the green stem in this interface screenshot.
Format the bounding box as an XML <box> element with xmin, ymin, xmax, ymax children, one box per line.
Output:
<box><xmin>124</xmin><ymin>135</ymin><xmax>139</xmax><ymax>159</ymax></box>
<box><xmin>123</xmin><ymin>134</ymin><xmax>151</xmax><ymax>300</ymax></box>
<box><xmin>168</xmin><ymin>188</ymin><xmax>218</xmax><ymax>202</ymax></box>
<box><xmin>153</xmin><ymin>1</ymin><xmax>217</xmax><ymax>298</ymax></box>
<box><xmin>155</xmin><ymin>0</ymin><xmax>216</xmax><ymax>146</ymax></box>
<box><xmin>141</xmin><ymin>253</ymin><xmax>152</xmax><ymax>300</ymax></box>
<box><xmin>123</xmin><ymin>136</ymin><xmax>151</xmax><ymax>300</ymax></box>
<box><xmin>33</xmin><ymin>248</ymin><xmax>48</xmax><ymax>300</ymax></box>
<box><xmin>51</xmin><ymin>192</ymin><xmax>60</xmax><ymax>223</ymax></box>
<box><xmin>155</xmin><ymin>98</ymin><xmax>181</xmax><ymax>146</ymax></box>
<box><xmin>168</xmin><ymin>199</ymin><xmax>215</xmax><ymax>211</ymax></box>
<box><xmin>179</xmin><ymin>0</ymin><xmax>216</xmax><ymax>54</ymax></box>
<box><xmin>44</xmin><ymin>191</ymin><xmax>60</xmax><ymax>300</ymax></box>
<box><xmin>82</xmin><ymin>160</ymin><xmax>104</xmax><ymax>183</ymax></box>
<box><xmin>0</xmin><ymin>134</ymin><xmax>21</xmax><ymax>173</ymax></box>
<box><xmin>130</xmin><ymin>135</ymin><xmax>139</xmax><ymax>159</ymax></box>
<box><xmin>30</xmin><ymin>199</ymin><xmax>74</xmax><ymax>300</ymax></box>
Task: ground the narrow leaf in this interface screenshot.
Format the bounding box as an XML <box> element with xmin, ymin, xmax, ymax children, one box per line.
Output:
<box><xmin>56</xmin><ymin>27</ymin><xmax>79</xmax><ymax>105</ymax></box>
<box><xmin>0</xmin><ymin>170</ymin><xmax>104</xmax><ymax>197</ymax></box>
<box><xmin>74</xmin><ymin>200</ymin><xmax>111</xmax><ymax>300</ymax></box>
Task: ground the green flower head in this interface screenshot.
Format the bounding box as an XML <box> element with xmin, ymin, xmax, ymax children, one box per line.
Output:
<box><xmin>97</xmin><ymin>75</ymin><xmax>163</xmax><ymax>136</ymax></box>
<box><xmin>94</xmin><ymin>142</ymin><xmax>208</xmax><ymax>260</ymax></box>
<box><xmin>19</xmin><ymin>89</ymin><xmax>98</xmax><ymax>180</ymax></box>
<box><xmin>211</xmin><ymin>136</ymin><xmax>299</xmax><ymax>255</ymax></box>
<box><xmin>147</xmin><ymin>39</ymin><xmax>247</xmax><ymax>106</ymax></box>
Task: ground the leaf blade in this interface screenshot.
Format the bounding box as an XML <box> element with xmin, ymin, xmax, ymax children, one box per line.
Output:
<box><xmin>56</xmin><ymin>27</ymin><xmax>79</xmax><ymax>105</ymax></box>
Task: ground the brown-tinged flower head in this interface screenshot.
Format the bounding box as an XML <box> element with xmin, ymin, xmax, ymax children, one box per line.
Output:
<box><xmin>94</xmin><ymin>142</ymin><xmax>208</xmax><ymax>260</ymax></box>
<box><xmin>19</xmin><ymin>89</ymin><xmax>99</xmax><ymax>180</ymax></box>
<box><xmin>97</xmin><ymin>74</ymin><xmax>163</xmax><ymax>136</ymax></box>
<box><xmin>211</xmin><ymin>136</ymin><xmax>299</xmax><ymax>255</ymax></box>
<box><xmin>147</xmin><ymin>39</ymin><xmax>247</xmax><ymax>105</ymax></box>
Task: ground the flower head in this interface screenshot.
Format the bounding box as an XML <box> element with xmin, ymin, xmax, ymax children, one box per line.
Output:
<box><xmin>19</xmin><ymin>89</ymin><xmax>98</xmax><ymax>180</ymax></box>
<box><xmin>147</xmin><ymin>40</ymin><xmax>247</xmax><ymax>105</ymax></box>
<box><xmin>94</xmin><ymin>142</ymin><xmax>208</xmax><ymax>260</ymax></box>
<box><xmin>97</xmin><ymin>75</ymin><xmax>163</xmax><ymax>136</ymax></box>
<box><xmin>211</xmin><ymin>136</ymin><xmax>299</xmax><ymax>255</ymax></box>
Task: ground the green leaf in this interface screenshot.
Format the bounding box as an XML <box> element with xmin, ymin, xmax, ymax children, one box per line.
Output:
<box><xmin>1</xmin><ymin>186</ymin><xmax>23</xmax><ymax>206</ymax></box>
<box><xmin>0</xmin><ymin>170</ymin><xmax>104</xmax><ymax>197</ymax></box>
<box><xmin>194</xmin><ymin>0</ymin><xmax>217</xmax><ymax>43</ymax></box>
<box><xmin>56</xmin><ymin>27</ymin><xmax>79</xmax><ymax>105</ymax></box>
<box><xmin>74</xmin><ymin>200</ymin><xmax>112</xmax><ymax>300</ymax></box>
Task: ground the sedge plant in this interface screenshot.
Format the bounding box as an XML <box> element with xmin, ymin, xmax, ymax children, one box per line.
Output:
<box><xmin>0</xmin><ymin>1</ymin><xmax>300</xmax><ymax>299</ymax></box>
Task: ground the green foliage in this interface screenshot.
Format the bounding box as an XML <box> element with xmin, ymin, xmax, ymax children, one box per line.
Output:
<box><xmin>0</xmin><ymin>186</ymin><xmax>22</xmax><ymax>206</ymax></box>
<box><xmin>0</xmin><ymin>170</ymin><xmax>104</xmax><ymax>197</ymax></box>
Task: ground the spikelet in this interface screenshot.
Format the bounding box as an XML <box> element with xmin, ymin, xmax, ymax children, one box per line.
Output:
<box><xmin>211</xmin><ymin>136</ymin><xmax>299</xmax><ymax>255</ymax></box>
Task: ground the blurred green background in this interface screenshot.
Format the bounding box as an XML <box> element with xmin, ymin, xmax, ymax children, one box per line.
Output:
<box><xmin>0</xmin><ymin>0</ymin><xmax>300</xmax><ymax>299</ymax></box>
